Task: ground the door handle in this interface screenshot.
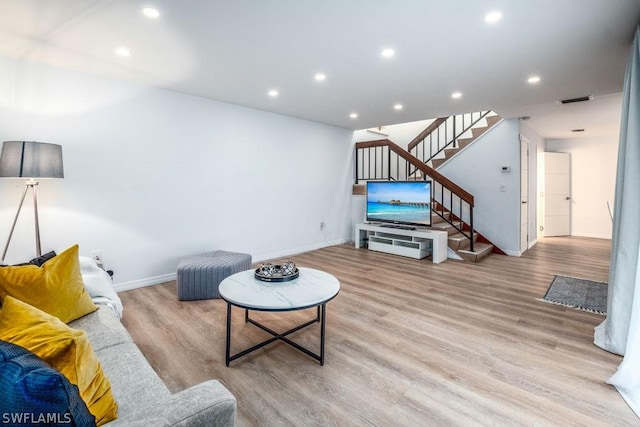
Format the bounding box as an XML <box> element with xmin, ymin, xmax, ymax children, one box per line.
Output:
<box><xmin>521</xmin><ymin>201</ymin><xmax>528</xmax><ymax>204</ymax></box>
<box><xmin>565</xmin><ymin>196</ymin><xmax>571</xmax><ymax>200</ymax></box>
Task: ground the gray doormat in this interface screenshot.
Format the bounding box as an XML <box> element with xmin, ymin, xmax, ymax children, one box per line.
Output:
<box><xmin>541</xmin><ymin>275</ymin><xmax>608</xmax><ymax>315</ymax></box>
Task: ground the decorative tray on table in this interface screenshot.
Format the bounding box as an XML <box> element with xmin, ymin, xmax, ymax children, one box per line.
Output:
<box><xmin>254</xmin><ymin>261</ymin><xmax>299</xmax><ymax>282</ymax></box>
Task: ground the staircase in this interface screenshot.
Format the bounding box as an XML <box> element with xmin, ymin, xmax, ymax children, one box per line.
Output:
<box><xmin>354</xmin><ymin>110</ymin><xmax>503</xmax><ymax>263</ymax></box>
<box><xmin>430</xmin><ymin>211</ymin><xmax>494</xmax><ymax>262</ymax></box>
<box><xmin>409</xmin><ymin>111</ymin><xmax>502</xmax><ymax>170</ymax></box>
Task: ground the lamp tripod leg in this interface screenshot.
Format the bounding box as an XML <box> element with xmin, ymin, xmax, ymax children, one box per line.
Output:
<box><xmin>1</xmin><ymin>184</ymin><xmax>30</xmax><ymax>263</ymax></box>
<box><xmin>32</xmin><ymin>184</ymin><xmax>41</xmax><ymax>257</ymax></box>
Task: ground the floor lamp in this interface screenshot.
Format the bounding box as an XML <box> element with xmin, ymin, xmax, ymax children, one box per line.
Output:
<box><xmin>0</xmin><ymin>141</ymin><xmax>64</xmax><ymax>263</ymax></box>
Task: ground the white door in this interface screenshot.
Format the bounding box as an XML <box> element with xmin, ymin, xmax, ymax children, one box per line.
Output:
<box><xmin>536</xmin><ymin>146</ymin><xmax>545</xmax><ymax>240</ymax></box>
<box><xmin>543</xmin><ymin>152</ymin><xmax>571</xmax><ymax>236</ymax></box>
<box><xmin>520</xmin><ymin>140</ymin><xmax>529</xmax><ymax>253</ymax></box>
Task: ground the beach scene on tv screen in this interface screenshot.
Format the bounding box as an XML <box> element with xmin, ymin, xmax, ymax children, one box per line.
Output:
<box><xmin>367</xmin><ymin>182</ymin><xmax>431</xmax><ymax>225</ymax></box>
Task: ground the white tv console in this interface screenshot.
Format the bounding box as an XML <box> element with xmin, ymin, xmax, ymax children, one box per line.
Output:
<box><xmin>355</xmin><ymin>223</ymin><xmax>448</xmax><ymax>263</ymax></box>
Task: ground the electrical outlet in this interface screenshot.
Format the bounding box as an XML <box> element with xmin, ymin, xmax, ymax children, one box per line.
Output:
<box><xmin>91</xmin><ymin>250</ymin><xmax>102</xmax><ymax>264</ymax></box>
<box><xmin>320</xmin><ymin>221</ymin><xmax>326</xmax><ymax>230</ymax></box>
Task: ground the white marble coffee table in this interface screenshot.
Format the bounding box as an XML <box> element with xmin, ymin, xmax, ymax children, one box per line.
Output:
<box><xmin>218</xmin><ymin>267</ymin><xmax>340</xmax><ymax>366</ymax></box>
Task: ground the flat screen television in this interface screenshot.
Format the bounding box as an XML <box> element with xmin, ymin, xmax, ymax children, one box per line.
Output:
<box><xmin>366</xmin><ymin>181</ymin><xmax>432</xmax><ymax>228</ymax></box>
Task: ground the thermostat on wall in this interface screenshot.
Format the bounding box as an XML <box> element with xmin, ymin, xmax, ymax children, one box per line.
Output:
<box><xmin>500</xmin><ymin>166</ymin><xmax>511</xmax><ymax>172</ymax></box>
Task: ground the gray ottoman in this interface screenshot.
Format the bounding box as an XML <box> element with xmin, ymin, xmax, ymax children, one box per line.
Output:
<box><xmin>177</xmin><ymin>250</ymin><xmax>252</xmax><ymax>301</ymax></box>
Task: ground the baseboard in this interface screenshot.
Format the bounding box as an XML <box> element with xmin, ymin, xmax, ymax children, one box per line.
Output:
<box><xmin>111</xmin><ymin>239</ymin><xmax>349</xmax><ymax>293</ymax></box>
<box><xmin>503</xmin><ymin>249</ymin><xmax>522</xmax><ymax>257</ymax></box>
<box><xmin>253</xmin><ymin>238</ymin><xmax>349</xmax><ymax>263</ymax></box>
<box><xmin>113</xmin><ymin>272</ymin><xmax>176</xmax><ymax>292</ymax></box>
<box><xmin>504</xmin><ymin>240</ymin><xmax>539</xmax><ymax>256</ymax></box>
<box><xmin>571</xmin><ymin>232</ymin><xmax>612</xmax><ymax>240</ymax></box>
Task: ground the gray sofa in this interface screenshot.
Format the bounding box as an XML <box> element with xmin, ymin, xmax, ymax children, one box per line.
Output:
<box><xmin>72</xmin><ymin>257</ymin><xmax>237</xmax><ymax>426</ymax></box>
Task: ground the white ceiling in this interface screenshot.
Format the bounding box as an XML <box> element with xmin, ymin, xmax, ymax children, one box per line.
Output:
<box><xmin>1</xmin><ymin>0</ymin><xmax>639</xmax><ymax>139</ymax></box>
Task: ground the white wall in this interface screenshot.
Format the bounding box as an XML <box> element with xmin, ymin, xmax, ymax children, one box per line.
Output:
<box><xmin>546</xmin><ymin>136</ymin><xmax>617</xmax><ymax>239</ymax></box>
<box><xmin>0</xmin><ymin>56</ymin><xmax>354</xmax><ymax>289</ymax></box>
<box><xmin>353</xmin><ymin>119</ymin><xmax>434</xmax><ymax>145</ymax></box>
<box><xmin>439</xmin><ymin>119</ymin><xmax>522</xmax><ymax>255</ymax></box>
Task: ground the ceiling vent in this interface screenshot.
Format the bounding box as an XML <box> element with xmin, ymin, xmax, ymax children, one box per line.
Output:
<box><xmin>560</xmin><ymin>95</ymin><xmax>593</xmax><ymax>104</ymax></box>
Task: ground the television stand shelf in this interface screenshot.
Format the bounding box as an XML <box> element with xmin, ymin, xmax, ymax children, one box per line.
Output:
<box><xmin>355</xmin><ymin>223</ymin><xmax>448</xmax><ymax>263</ymax></box>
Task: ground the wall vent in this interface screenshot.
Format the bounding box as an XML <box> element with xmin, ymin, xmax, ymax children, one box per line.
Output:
<box><xmin>560</xmin><ymin>95</ymin><xmax>593</xmax><ymax>104</ymax></box>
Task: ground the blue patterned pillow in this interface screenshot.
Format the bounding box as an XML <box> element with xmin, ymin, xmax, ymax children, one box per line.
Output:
<box><xmin>0</xmin><ymin>340</ymin><xmax>95</xmax><ymax>426</ymax></box>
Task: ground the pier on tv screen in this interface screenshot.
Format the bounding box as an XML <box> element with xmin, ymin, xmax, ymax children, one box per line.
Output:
<box><xmin>366</xmin><ymin>181</ymin><xmax>432</xmax><ymax>227</ymax></box>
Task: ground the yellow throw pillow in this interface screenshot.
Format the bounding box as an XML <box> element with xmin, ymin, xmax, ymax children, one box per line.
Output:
<box><xmin>0</xmin><ymin>244</ymin><xmax>97</xmax><ymax>323</ymax></box>
<box><xmin>0</xmin><ymin>296</ymin><xmax>118</xmax><ymax>426</ymax></box>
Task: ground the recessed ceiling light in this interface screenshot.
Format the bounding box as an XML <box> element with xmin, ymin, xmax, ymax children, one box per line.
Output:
<box><xmin>268</xmin><ymin>89</ymin><xmax>279</xmax><ymax>97</ymax></box>
<box><xmin>314</xmin><ymin>73</ymin><xmax>326</xmax><ymax>81</ymax></box>
<box><xmin>484</xmin><ymin>11</ymin><xmax>502</xmax><ymax>23</ymax></box>
<box><xmin>451</xmin><ymin>92</ymin><xmax>462</xmax><ymax>99</ymax></box>
<box><xmin>394</xmin><ymin>104</ymin><xmax>403</xmax><ymax>110</ymax></box>
<box><xmin>528</xmin><ymin>76</ymin><xmax>541</xmax><ymax>84</ymax></box>
<box><xmin>115</xmin><ymin>47</ymin><xmax>131</xmax><ymax>57</ymax></box>
<box><xmin>142</xmin><ymin>7</ymin><xmax>160</xmax><ymax>19</ymax></box>
<box><xmin>350</xmin><ymin>113</ymin><xmax>358</xmax><ymax>119</ymax></box>
<box><xmin>381</xmin><ymin>48</ymin><xmax>395</xmax><ymax>58</ymax></box>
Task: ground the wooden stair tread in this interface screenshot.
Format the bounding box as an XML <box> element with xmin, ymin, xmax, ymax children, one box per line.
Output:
<box><xmin>486</xmin><ymin>115</ymin><xmax>502</xmax><ymax>126</ymax></box>
<box><xmin>456</xmin><ymin>138</ymin><xmax>474</xmax><ymax>148</ymax></box>
<box><xmin>431</xmin><ymin>158</ymin><xmax>445</xmax><ymax>168</ymax></box>
<box><xmin>431</xmin><ymin>212</ymin><xmax>451</xmax><ymax>224</ymax></box>
<box><xmin>449</xmin><ymin>233</ymin><xmax>477</xmax><ymax>243</ymax></box>
<box><xmin>447</xmin><ymin>232</ymin><xmax>478</xmax><ymax>251</ymax></box>
<box><xmin>428</xmin><ymin>223</ymin><xmax>458</xmax><ymax>235</ymax></box>
<box><xmin>448</xmin><ymin>232</ymin><xmax>467</xmax><ymax>241</ymax></box>
<box><xmin>471</xmin><ymin>126</ymin><xmax>489</xmax><ymax>138</ymax></box>
<box><xmin>458</xmin><ymin>242</ymin><xmax>493</xmax><ymax>253</ymax></box>
<box><xmin>457</xmin><ymin>243</ymin><xmax>493</xmax><ymax>262</ymax></box>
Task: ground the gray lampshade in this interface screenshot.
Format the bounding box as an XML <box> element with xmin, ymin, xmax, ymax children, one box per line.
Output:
<box><xmin>0</xmin><ymin>141</ymin><xmax>64</xmax><ymax>178</ymax></box>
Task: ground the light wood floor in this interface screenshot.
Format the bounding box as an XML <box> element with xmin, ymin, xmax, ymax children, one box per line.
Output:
<box><xmin>119</xmin><ymin>237</ymin><xmax>637</xmax><ymax>426</ymax></box>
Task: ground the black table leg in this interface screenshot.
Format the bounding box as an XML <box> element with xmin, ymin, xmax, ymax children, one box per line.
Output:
<box><xmin>320</xmin><ymin>303</ymin><xmax>326</xmax><ymax>365</ymax></box>
<box><xmin>225</xmin><ymin>302</ymin><xmax>232</xmax><ymax>366</ymax></box>
<box><xmin>226</xmin><ymin>304</ymin><xmax>328</xmax><ymax>366</ymax></box>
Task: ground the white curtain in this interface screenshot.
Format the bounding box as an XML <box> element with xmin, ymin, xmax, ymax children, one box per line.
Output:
<box><xmin>594</xmin><ymin>25</ymin><xmax>640</xmax><ymax>417</ymax></box>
